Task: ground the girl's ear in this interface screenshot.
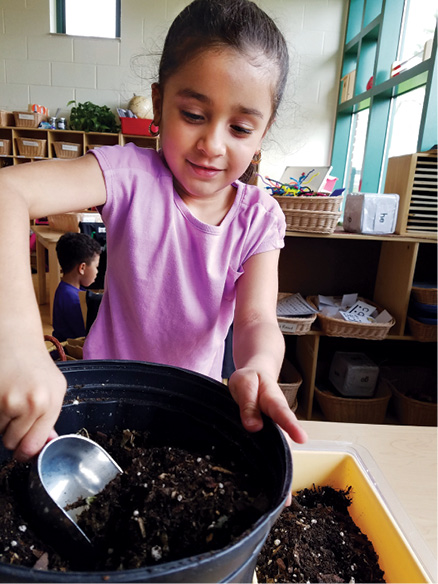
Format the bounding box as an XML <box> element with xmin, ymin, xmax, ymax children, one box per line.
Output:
<box><xmin>151</xmin><ymin>83</ymin><xmax>163</xmax><ymax>126</ymax></box>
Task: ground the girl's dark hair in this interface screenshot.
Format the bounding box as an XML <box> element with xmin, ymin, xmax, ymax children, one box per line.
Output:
<box><xmin>158</xmin><ymin>0</ymin><xmax>289</xmax><ymax>118</ymax></box>
<box><xmin>56</xmin><ymin>232</ymin><xmax>101</xmax><ymax>274</ymax></box>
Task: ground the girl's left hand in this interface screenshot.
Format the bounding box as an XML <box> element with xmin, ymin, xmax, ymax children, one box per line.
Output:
<box><xmin>228</xmin><ymin>367</ymin><xmax>308</xmax><ymax>445</ymax></box>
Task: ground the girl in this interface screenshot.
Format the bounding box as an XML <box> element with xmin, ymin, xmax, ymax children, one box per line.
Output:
<box><xmin>0</xmin><ymin>0</ymin><xmax>307</xmax><ymax>462</ymax></box>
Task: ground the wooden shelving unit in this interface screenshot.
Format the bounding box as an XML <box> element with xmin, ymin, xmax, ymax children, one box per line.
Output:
<box><xmin>279</xmin><ymin>228</ymin><xmax>437</xmax><ymax>419</ymax></box>
<box><xmin>0</xmin><ymin>126</ymin><xmax>159</xmax><ymax>167</ymax></box>
<box><xmin>384</xmin><ymin>150</ymin><xmax>438</xmax><ymax>235</ymax></box>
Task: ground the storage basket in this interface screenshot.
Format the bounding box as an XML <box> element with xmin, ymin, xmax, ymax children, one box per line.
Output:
<box><xmin>381</xmin><ymin>366</ymin><xmax>437</xmax><ymax>426</ymax></box>
<box><xmin>48</xmin><ymin>212</ymin><xmax>82</xmax><ymax>232</ymax></box>
<box><xmin>278</xmin><ymin>358</ymin><xmax>302</xmax><ymax>411</ymax></box>
<box><xmin>53</xmin><ymin>141</ymin><xmax>82</xmax><ymax>159</ymax></box>
<box><xmin>314</xmin><ymin>378</ymin><xmax>392</xmax><ymax>423</ymax></box>
<box><xmin>274</xmin><ymin>194</ymin><xmax>343</xmax><ymax>213</ymax></box>
<box><xmin>277</xmin><ymin>292</ymin><xmax>317</xmax><ymax>335</ymax></box>
<box><xmin>0</xmin><ymin>110</ymin><xmax>14</xmax><ymax>126</ymax></box>
<box><xmin>407</xmin><ymin>316</ymin><xmax>437</xmax><ymax>342</ymax></box>
<box><xmin>280</xmin><ymin>208</ymin><xmax>341</xmax><ymax>234</ymax></box>
<box><xmin>0</xmin><ymin>138</ymin><xmax>11</xmax><ymax>156</ymax></box>
<box><xmin>307</xmin><ymin>295</ymin><xmax>395</xmax><ymax>339</ymax></box>
<box><xmin>16</xmin><ymin>136</ymin><xmax>47</xmax><ymax>158</ymax></box>
<box><xmin>13</xmin><ymin>111</ymin><xmax>46</xmax><ymax>128</ymax></box>
<box><xmin>411</xmin><ymin>285</ymin><xmax>437</xmax><ymax>306</ymax></box>
<box><xmin>45</xmin><ymin>335</ymin><xmax>82</xmax><ymax>361</ymax></box>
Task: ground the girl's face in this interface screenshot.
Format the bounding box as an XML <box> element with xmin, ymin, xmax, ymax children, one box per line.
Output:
<box><xmin>152</xmin><ymin>47</ymin><xmax>276</xmax><ymax>207</ymax></box>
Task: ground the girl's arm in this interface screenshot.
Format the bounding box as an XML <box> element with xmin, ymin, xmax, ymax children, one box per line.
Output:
<box><xmin>228</xmin><ymin>249</ymin><xmax>308</xmax><ymax>444</ymax></box>
<box><xmin>0</xmin><ymin>155</ymin><xmax>106</xmax><ymax>461</ymax></box>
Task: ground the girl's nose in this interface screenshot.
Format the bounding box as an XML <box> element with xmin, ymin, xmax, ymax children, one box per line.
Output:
<box><xmin>197</xmin><ymin>124</ymin><xmax>226</xmax><ymax>158</ymax></box>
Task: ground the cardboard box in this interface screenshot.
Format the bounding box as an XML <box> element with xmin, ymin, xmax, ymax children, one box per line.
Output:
<box><xmin>343</xmin><ymin>192</ymin><xmax>399</xmax><ymax>234</ymax></box>
<box><xmin>340</xmin><ymin>70</ymin><xmax>356</xmax><ymax>103</ymax></box>
<box><xmin>329</xmin><ymin>351</ymin><xmax>379</xmax><ymax>397</ymax></box>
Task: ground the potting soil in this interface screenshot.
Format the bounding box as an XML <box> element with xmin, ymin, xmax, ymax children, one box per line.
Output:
<box><xmin>256</xmin><ymin>485</ymin><xmax>386</xmax><ymax>583</ymax></box>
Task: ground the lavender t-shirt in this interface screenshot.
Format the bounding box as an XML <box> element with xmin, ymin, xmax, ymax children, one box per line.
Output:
<box><xmin>84</xmin><ymin>144</ymin><xmax>285</xmax><ymax>380</ymax></box>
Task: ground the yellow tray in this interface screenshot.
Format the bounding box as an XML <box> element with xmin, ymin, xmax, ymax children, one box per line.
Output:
<box><xmin>291</xmin><ymin>442</ymin><xmax>435</xmax><ymax>583</ymax></box>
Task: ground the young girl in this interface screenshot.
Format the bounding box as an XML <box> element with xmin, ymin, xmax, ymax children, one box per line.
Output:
<box><xmin>0</xmin><ymin>0</ymin><xmax>307</xmax><ymax>463</ymax></box>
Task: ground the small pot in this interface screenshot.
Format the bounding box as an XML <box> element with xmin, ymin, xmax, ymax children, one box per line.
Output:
<box><xmin>0</xmin><ymin>360</ymin><xmax>292</xmax><ymax>583</ymax></box>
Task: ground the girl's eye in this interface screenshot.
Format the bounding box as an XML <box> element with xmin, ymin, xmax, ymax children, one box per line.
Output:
<box><xmin>231</xmin><ymin>125</ymin><xmax>252</xmax><ymax>136</ymax></box>
<box><xmin>182</xmin><ymin>111</ymin><xmax>203</xmax><ymax>122</ymax></box>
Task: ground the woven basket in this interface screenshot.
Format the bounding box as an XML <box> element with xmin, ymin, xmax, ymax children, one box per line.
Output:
<box><xmin>411</xmin><ymin>285</ymin><xmax>437</xmax><ymax>306</ymax></box>
<box><xmin>13</xmin><ymin>111</ymin><xmax>46</xmax><ymax>128</ymax></box>
<box><xmin>315</xmin><ymin>379</ymin><xmax>392</xmax><ymax>423</ymax></box>
<box><xmin>277</xmin><ymin>292</ymin><xmax>317</xmax><ymax>335</ymax></box>
<box><xmin>279</xmin><ymin>359</ymin><xmax>302</xmax><ymax>411</ymax></box>
<box><xmin>0</xmin><ymin>110</ymin><xmax>14</xmax><ymax>126</ymax></box>
<box><xmin>274</xmin><ymin>194</ymin><xmax>343</xmax><ymax>213</ymax></box>
<box><xmin>16</xmin><ymin>137</ymin><xmax>47</xmax><ymax>158</ymax></box>
<box><xmin>53</xmin><ymin>141</ymin><xmax>82</xmax><ymax>159</ymax></box>
<box><xmin>407</xmin><ymin>316</ymin><xmax>437</xmax><ymax>342</ymax></box>
<box><xmin>281</xmin><ymin>208</ymin><xmax>341</xmax><ymax>234</ymax></box>
<box><xmin>308</xmin><ymin>296</ymin><xmax>395</xmax><ymax>340</ymax></box>
<box><xmin>381</xmin><ymin>366</ymin><xmax>437</xmax><ymax>426</ymax></box>
<box><xmin>0</xmin><ymin>139</ymin><xmax>11</xmax><ymax>156</ymax></box>
<box><xmin>48</xmin><ymin>212</ymin><xmax>82</xmax><ymax>232</ymax></box>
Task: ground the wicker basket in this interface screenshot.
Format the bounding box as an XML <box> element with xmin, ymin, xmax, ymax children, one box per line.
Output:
<box><xmin>0</xmin><ymin>110</ymin><xmax>14</xmax><ymax>127</ymax></box>
<box><xmin>281</xmin><ymin>208</ymin><xmax>341</xmax><ymax>234</ymax></box>
<box><xmin>274</xmin><ymin>194</ymin><xmax>343</xmax><ymax>213</ymax></box>
<box><xmin>314</xmin><ymin>379</ymin><xmax>392</xmax><ymax>423</ymax></box>
<box><xmin>16</xmin><ymin>137</ymin><xmax>47</xmax><ymax>158</ymax></box>
<box><xmin>279</xmin><ymin>359</ymin><xmax>302</xmax><ymax>411</ymax></box>
<box><xmin>277</xmin><ymin>292</ymin><xmax>317</xmax><ymax>335</ymax></box>
<box><xmin>308</xmin><ymin>296</ymin><xmax>395</xmax><ymax>340</ymax></box>
<box><xmin>0</xmin><ymin>139</ymin><xmax>11</xmax><ymax>156</ymax></box>
<box><xmin>53</xmin><ymin>141</ymin><xmax>82</xmax><ymax>159</ymax></box>
<box><xmin>407</xmin><ymin>316</ymin><xmax>437</xmax><ymax>342</ymax></box>
<box><xmin>411</xmin><ymin>285</ymin><xmax>437</xmax><ymax>306</ymax></box>
<box><xmin>381</xmin><ymin>366</ymin><xmax>437</xmax><ymax>426</ymax></box>
<box><xmin>13</xmin><ymin>111</ymin><xmax>46</xmax><ymax>128</ymax></box>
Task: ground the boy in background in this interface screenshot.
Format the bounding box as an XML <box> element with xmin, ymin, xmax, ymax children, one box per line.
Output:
<box><xmin>52</xmin><ymin>232</ymin><xmax>101</xmax><ymax>342</ymax></box>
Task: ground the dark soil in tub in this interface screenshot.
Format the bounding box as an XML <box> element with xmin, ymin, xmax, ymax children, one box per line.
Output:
<box><xmin>256</xmin><ymin>485</ymin><xmax>386</xmax><ymax>583</ymax></box>
<box><xmin>0</xmin><ymin>428</ymin><xmax>385</xmax><ymax>582</ymax></box>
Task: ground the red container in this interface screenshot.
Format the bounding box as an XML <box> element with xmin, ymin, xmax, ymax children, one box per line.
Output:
<box><xmin>120</xmin><ymin>117</ymin><xmax>158</xmax><ymax>136</ymax></box>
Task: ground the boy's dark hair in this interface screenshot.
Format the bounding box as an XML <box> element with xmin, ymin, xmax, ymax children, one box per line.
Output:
<box><xmin>159</xmin><ymin>0</ymin><xmax>289</xmax><ymax>119</ymax></box>
<box><xmin>56</xmin><ymin>232</ymin><xmax>101</xmax><ymax>275</ymax></box>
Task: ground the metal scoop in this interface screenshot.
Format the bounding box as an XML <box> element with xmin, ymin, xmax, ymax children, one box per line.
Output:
<box><xmin>29</xmin><ymin>434</ymin><xmax>123</xmax><ymax>550</ymax></box>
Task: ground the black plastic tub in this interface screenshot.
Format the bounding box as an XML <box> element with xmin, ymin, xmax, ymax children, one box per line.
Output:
<box><xmin>0</xmin><ymin>360</ymin><xmax>292</xmax><ymax>583</ymax></box>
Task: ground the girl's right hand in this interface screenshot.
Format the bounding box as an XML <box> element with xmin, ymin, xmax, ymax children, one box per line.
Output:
<box><xmin>0</xmin><ymin>341</ymin><xmax>66</xmax><ymax>462</ymax></box>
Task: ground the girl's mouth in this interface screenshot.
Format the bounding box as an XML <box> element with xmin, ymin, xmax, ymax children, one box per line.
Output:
<box><xmin>187</xmin><ymin>160</ymin><xmax>223</xmax><ymax>177</ymax></box>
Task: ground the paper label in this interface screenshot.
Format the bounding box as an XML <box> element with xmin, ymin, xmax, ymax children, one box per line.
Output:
<box><xmin>62</xmin><ymin>144</ymin><xmax>78</xmax><ymax>152</ymax></box>
<box><xmin>18</xmin><ymin>113</ymin><xmax>34</xmax><ymax>120</ymax></box>
<box><xmin>278</xmin><ymin>321</ymin><xmax>300</xmax><ymax>333</ymax></box>
<box><xmin>22</xmin><ymin>140</ymin><xmax>38</xmax><ymax>147</ymax></box>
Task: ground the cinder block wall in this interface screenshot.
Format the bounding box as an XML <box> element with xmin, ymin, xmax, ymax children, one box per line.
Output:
<box><xmin>0</xmin><ymin>0</ymin><xmax>347</xmax><ymax>178</ymax></box>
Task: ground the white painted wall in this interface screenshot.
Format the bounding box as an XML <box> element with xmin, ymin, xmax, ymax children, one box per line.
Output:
<box><xmin>0</xmin><ymin>0</ymin><xmax>347</xmax><ymax>180</ymax></box>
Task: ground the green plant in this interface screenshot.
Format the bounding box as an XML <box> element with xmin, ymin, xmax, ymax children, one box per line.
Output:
<box><xmin>67</xmin><ymin>100</ymin><xmax>120</xmax><ymax>133</ymax></box>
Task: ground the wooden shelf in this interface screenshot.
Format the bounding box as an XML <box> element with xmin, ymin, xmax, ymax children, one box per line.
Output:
<box><xmin>279</xmin><ymin>229</ymin><xmax>437</xmax><ymax>419</ymax></box>
<box><xmin>0</xmin><ymin>126</ymin><xmax>159</xmax><ymax>164</ymax></box>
